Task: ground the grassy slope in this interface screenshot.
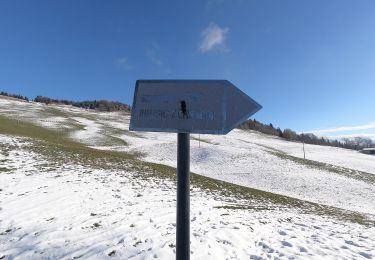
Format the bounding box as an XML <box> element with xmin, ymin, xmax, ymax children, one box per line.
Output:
<box><xmin>0</xmin><ymin>114</ymin><xmax>374</xmax><ymax>226</ymax></box>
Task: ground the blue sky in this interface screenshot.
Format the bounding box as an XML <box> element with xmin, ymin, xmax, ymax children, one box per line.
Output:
<box><xmin>0</xmin><ymin>0</ymin><xmax>374</xmax><ymax>138</ymax></box>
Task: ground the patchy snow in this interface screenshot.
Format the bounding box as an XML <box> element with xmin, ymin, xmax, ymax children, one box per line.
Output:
<box><xmin>1</xmin><ymin>135</ymin><xmax>374</xmax><ymax>259</ymax></box>
<box><xmin>110</xmin><ymin>119</ymin><xmax>375</xmax><ymax>215</ymax></box>
<box><xmin>70</xmin><ymin>117</ymin><xmax>103</xmax><ymax>144</ymax></box>
<box><xmin>1</xmin><ymin>99</ymin><xmax>375</xmax><ymax>216</ymax></box>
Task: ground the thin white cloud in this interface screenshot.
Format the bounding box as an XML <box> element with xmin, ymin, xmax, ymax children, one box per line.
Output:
<box><xmin>117</xmin><ymin>57</ymin><xmax>132</xmax><ymax>70</ymax></box>
<box><xmin>199</xmin><ymin>22</ymin><xmax>229</xmax><ymax>52</ymax></box>
<box><xmin>326</xmin><ymin>133</ymin><xmax>375</xmax><ymax>140</ymax></box>
<box><xmin>307</xmin><ymin>121</ymin><xmax>375</xmax><ymax>135</ymax></box>
<box><xmin>145</xmin><ymin>45</ymin><xmax>162</xmax><ymax>66</ymax></box>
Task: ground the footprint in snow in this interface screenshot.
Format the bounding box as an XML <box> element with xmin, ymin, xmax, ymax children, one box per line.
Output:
<box><xmin>281</xmin><ymin>241</ymin><xmax>293</xmax><ymax>247</ymax></box>
<box><xmin>345</xmin><ymin>240</ymin><xmax>362</xmax><ymax>247</ymax></box>
<box><xmin>257</xmin><ymin>241</ymin><xmax>274</xmax><ymax>253</ymax></box>
<box><xmin>359</xmin><ymin>252</ymin><xmax>372</xmax><ymax>259</ymax></box>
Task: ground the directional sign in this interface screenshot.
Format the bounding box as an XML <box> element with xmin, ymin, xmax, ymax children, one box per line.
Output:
<box><xmin>129</xmin><ymin>80</ymin><xmax>262</xmax><ymax>134</ymax></box>
<box><xmin>129</xmin><ymin>79</ymin><xmax>262</xmax><ymax>260</ymax></box>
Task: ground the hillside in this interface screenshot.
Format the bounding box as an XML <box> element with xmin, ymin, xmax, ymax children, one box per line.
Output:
<box><xmin>1</xmin><ymin>97</ymin><xmax>374</xmax><ymax>259</ymax></box>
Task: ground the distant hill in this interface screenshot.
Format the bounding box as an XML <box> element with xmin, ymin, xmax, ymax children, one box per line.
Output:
<box><xmin>34</xmin><ymin>95</ymin><xmax>131</xmax><ymax>112</ymax></box>
<box><xmin>0</xmin><ymin>91</ymin><xmax>29</xmax><ymax>102</ymax></box>
<box><xmin>1</xmin><ymin>90</ymin><xmax>373</xmax><ymax>150</ymax></box>
<box><xmin>0</xmin><ymin>92</ymin><xmax>131</xmax><ymax>112</ymax></box>
<box><xmin>239</xmin><ymin>119</ymin><xmax>374</xmax><ymax>150</ymax></box>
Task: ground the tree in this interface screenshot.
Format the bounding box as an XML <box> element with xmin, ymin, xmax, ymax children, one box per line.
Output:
<box><xmin>277</xmin><ymin>127</ymin><xmax>283</xmax><ymax>138</ymax></box>
<box><xmin>283</xmin><ymin>129</ymin><xmax>297</xmax><ymax>140</ymax></box>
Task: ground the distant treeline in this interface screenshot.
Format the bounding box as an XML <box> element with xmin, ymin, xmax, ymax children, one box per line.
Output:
<box><xmin>238</xmin><ymin>119</ymin><xmax>374</xmax><ymax>150</ymax></box>
<box><xmin>1</xmin><ymin>91</ymin><xmax>373</xmax><ymax>150</ymax></box>
<box><xmin>34</xmin><ymin>96</ymin><xmax>131</xmax><ymax>112</ymax></box>
<box><xmin>0</xmin><ymin>91</ymin><xmax>29</xmax><ymax>102</ymax></box>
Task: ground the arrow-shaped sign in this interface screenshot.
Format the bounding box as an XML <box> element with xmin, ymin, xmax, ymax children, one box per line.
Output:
<box><xmin>129</xmin><ymin>80</ymin><xmax>262</xmax><ymax>134</ymax></box>
<box><xmin>129</xmin><ymin>79</ymin><xmax>262</xmax><ymax>260</ymax></box>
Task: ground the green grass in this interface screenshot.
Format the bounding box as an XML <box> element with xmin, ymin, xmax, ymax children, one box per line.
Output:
<box><xmin>102</xmin><ymin>135</ymin><xmax>128</xmax><ymax>146</ymax></box>
<box><xmin>42</xmin><ymin>106</ymin><xmax>73</xmax><ymax>118</ymax></box>
<box><xmin>40</xmin><ymin>106</ymin><xmax>101</xmax><ymax>133</ymax></box>
<box><xmin>38</xmin><ymin>107</ymin><xmax>132</xmax><ymax>147</ymax></box>
<box><xmin>99</xmin><ymin>124</ymin><xmax>144</xmax><ymax>140</ymax></box>
<box><xmin>1</xmin><ymin>114</ymin><xmax>374</xmax><ymax>226</ymax></box>
<box><xmin>0</xmin><ymin>115</ymin><xmax>135</xmax><ymax>168</ymax></box>
<box><xmin>0</xmin><ymin>167</ymin><xmax>11</xmax><ymax>172</ymax></box>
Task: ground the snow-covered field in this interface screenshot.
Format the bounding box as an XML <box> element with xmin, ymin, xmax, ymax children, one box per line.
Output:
<box><xmin>112</xmin><ymin>129</ymin><xmax>375</xmax><ymax>216</ymax></box>
<box><xmin>1</xmin><ymin>135</ymin><xmax>374</xmax><ymax>259</ymax></box>
<box><xmin>1</xmin><ymin>97</ymin><xmax>375</xmax><ymax>259</ymax></box>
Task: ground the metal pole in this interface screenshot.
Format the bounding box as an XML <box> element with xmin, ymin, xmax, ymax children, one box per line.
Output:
<box><xmin>303</xmin><ymin>141</ymin><xmax>306</xmax><ymax>160</ymax></box>
<box><xmin>176</xmin><ymin>133</ymin><xmax>190</xmax><ymax>260</ymax></box>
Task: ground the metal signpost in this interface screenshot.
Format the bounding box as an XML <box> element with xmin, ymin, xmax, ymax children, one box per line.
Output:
<box><xmin>129</xmin><ymin>80</ymin><xmax>262</xmax><ymax>260</ymax></box>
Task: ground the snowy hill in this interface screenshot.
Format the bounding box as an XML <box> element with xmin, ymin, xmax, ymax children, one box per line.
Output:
<box><xmin>0</xmin><ymin>97</ymin><xmax>374</xmax><ymax>259</ymax></box>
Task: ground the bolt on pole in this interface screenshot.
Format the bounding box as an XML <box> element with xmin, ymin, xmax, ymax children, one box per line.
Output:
<box><xmin>176</xmin><ymin>132</ymin><xmax>190</xmax><ymax>260</ymax></box>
